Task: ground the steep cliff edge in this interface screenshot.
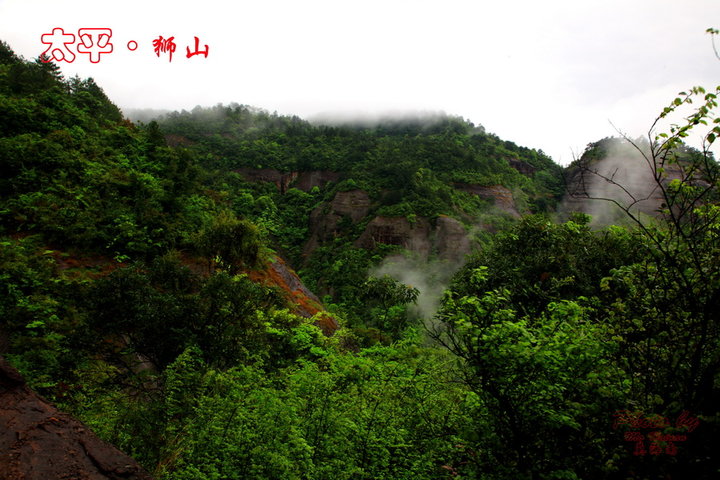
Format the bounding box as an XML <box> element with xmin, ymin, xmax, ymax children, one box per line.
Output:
<box><xmin>453</xmin><ymin>184</ymin><xmax>521</xmax><ymax>217</ymax></box>
<box><xmin>354</xmin><ymin>215</ymin><xmax>472</xmax><ymax>262</ymax></box>
<box><xmin>0</xmin><ymin>356</ymin><xmax>152</xmax><ymax>480</ymax></box>
<box><xmin>299</xmin><ymin>184</ymin><xmax>525</xmax><ymax>262</ymax></box>
<box><xmin>248</xmin><ymin>256</ymin><xmax>339</xmax><ymax>334</ymax></box>
<box><xmin>304</xmin><ymin>189</ymin><xmax>372</xmax><ymax>255</ymax></box>
<box><xmin>235</xmin><ymin>168</ymin><xmax>341</xmax><ymax>193</ymax></box>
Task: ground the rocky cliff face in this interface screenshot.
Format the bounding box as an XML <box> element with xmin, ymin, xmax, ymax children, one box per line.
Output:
<box><xmin>326</xmin><ymin>189</ymin><xmax>372</xmax><ymax>222</ymax></box>
<box><xmin>235</xmin><ymin>168</ymin><xmax>341</xmax><ymax>193</ymax></box>
<box><xmin>234</xmin><ymin>169</ymin><xmax>520</xmax><ymax>262</ymax></box>
<box><xmin>453</xmin><ymin>183</ymin><xmax>521</xmax><ymax>217</ymax></box>
<box><xmin>434</xmin><ymin>216</ymin><xmax>472</xmax><ymax>262</ymax></box>
<box><xmin>356</xmin><ymin>216</ymin><xmax>433</xmax><ymax>255</ymax></box>
<box><xmin>235</xmin><ymin>168</ymin><xmax>299</xmax><ymax>193</ymax></box>
<box><xmin>507</xmin><ymin>158</ymin><xmax>537</xmax><ymax>176</ymax></box>
<box><xmin>304</xmin><ymin>189</ymin><xmax>477</xmax><ymax>262</ymax></box>
<box><xmin>0</xmin><ymin>356</ymin><xmax>152</xmax><ymax>480</ymax></box>
<box><xmin>355</xmin><ymin>215</ymin><xmax>471</xmax><ymax>262</ymax></box>
<box><xmin>294</xmin><ymin>171</ymin><xmax>342</xmax><ymax>191</ymax></box>
<box><xmin>304</xmin><ymin>190</ymin><xmax>372</xmax><ymax>255</ymax></box>
<box><xmin>248</xmin><ymin>256</ymin><xmax>339</xmax><ymax>334</ymax></box>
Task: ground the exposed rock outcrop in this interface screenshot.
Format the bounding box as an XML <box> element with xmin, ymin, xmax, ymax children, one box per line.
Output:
<box><xmin>304</xmin><ymin>189</ymin><xmax>473</xmax><ymax>261</ymax></box>
<box><xmin>295</xmin><ymin>171</ymin><xmax>342</xmax><ymax>191</ymax></box>
<box><xmin>304</xmin><ymin>189</ymin><xmax>372</xmax><ymax>255</ymax></box>
<box><xmin>235</xmin><ymin>168</ymin><xmax>341</xmax><ymax>193</ymax></box>
<box><xmin>435</xmin><ymin>215</ymin><xmax>472</xmax><ymax>262</ymax></box>
<box><xmin>356</xmin><ymin>216</ymin><xmax>433</xmax><ymax>256</ymax></box>
<box><xmin>0</xmin><ymin>356</ymin><xmax>153</xmax><ymax>480</ymax></box>
<box><xmin>453</xmin><ymin>183</ymin><xmax>521</xmax><ymax>217</ymax></box>
<box><xmin>174</xmin><ymin>251</ymin><xmax>337</xmax><ymax>334</ymax></box>
<box><xmin>508</xmin><ymin>158</ymin><xmax>537</xmax><ymax>176</ymax></box>
<box><xmin>248</xmin><ymin>256</ymin><xmax>339</xmax><ymax>334</ymax></box>
<box><xmin>355</xmin><ymin>215</ymin><xmax>472</xmax><ymax>261</ymax></box>
<box><xmin>327</xmin><ymin>189</ymin><xmax>372</xmax><ymax>222</ymax></box>
<box><xmin>235</xmin><ymin>168</ymin><xmax>299</xmax><ymax>193</ymax></box>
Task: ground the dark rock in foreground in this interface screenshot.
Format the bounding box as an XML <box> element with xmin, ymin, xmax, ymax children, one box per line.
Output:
<box><xmin>0</xmin><ymin>356</ymin><xmax>152</xmax><ymax>480</ymax></box>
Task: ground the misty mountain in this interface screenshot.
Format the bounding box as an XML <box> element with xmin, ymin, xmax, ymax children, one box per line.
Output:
<box><xmin>3</xmin><ymin>38</ymin><xmax>719</xmax><ymax>480</ymax></box>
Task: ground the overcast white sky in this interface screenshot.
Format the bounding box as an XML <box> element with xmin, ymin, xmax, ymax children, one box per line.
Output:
<box><xmin>1</xmin><ymin>0</ymin><xmax>719</xmax><ymax>164</ymax></box>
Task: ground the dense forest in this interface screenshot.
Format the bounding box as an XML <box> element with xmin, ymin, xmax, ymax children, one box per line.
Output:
<box><xmin>1</xmin><ymin>38</ymin><xmax>719</xmax><ymax>479</ymax></box>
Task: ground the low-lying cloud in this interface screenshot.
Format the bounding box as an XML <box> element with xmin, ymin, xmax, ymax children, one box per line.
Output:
<box><xmin>370</xmin><ymin>254</ymin><xmax>463</xmax><ymax>320</ymax></box>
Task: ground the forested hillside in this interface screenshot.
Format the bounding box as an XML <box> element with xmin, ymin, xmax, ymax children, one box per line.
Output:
<box><xmin>151</xmin><ymin>103</ymin><xmax>563</xmax><ymax>332</ymax></box>
<box><xmin>2</xmin><ymin>39</ymin><xmax>719</xmax><ymax>479</ymax></box>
